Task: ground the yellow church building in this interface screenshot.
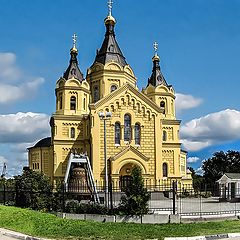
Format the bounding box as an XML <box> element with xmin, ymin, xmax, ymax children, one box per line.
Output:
<box><xmin>28</xmin><ymin>5</ymin><xmax>192</xmax><ymax>188</ymax></box>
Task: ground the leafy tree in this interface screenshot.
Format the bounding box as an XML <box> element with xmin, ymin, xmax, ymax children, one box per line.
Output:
<box><xmin>118</xmin><ymin>166</ymin><xmax>150</xmax><ymax>216</ymax></box>
<box><xmin>14</xmin><ymin>169</ymin><xmax>52</xmax><ymax>211</ymax></box>
<box><xmin>202</xmin><ymin>150</ymin><xmax>240</xmax><ymax>184</ymax></box>
<box><xmin>188</xmin><ymin>167</ymin><xmax>205</xmax><ymax>190</ymax></box>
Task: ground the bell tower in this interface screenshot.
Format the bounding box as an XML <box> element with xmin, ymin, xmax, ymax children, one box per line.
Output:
<box><xmin>86</xmin><ymin>0</ymin><xmax>136</xmax><ymax>103</ymax></box>
<box><xmin>55</xmin><ymin>34</ymin><xmax>90</xmax><ymax>116</ymax></box>
<box><xmin>143</xmin><ymin>42</ymin><xmax>176</xmax><ymax>120</ymax></box>
<box><xmin>50</xmin><ymin>35</ymin><xmax>91</xmax><ymax>180</ymax></box>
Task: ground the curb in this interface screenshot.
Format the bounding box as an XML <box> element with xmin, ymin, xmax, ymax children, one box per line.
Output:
<box><xmin>0</xmin><ymin>228</ymin><xmax>48</xmax><ymax>240</ymax></box>
<box><xmin>165</xmin><ymin>233</ymin><xmax>240</xmax><ymax>240</ymax></box>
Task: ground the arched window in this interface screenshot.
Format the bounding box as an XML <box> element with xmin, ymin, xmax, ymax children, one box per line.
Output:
<box><xmin>37</xmin><ymin>163</ymin><xmax>39</xmax><ymax>170</ymax></box>
<box><xmin>111</xmin><ymin>85</ymin><xmax>117</xmax><ymax>92</ymax></box>
<box><xmin>135</xmin><ymin>123</ymin><xmax>141</xmax><ymax>145</ymax></box>
<box><xmin>160</xmin><ymin>101</ymin><xmax>165</xmax><ymax>114</ymax></box>
<box><xmin>163</xmin><ymin>130</ymin><xmax>167</xmax><ymax>141</ymax></box>
<box><xmin>93</xmin><ymin>85</ymin><xmax>99</xmax><ymax>102</ymax></box>
<box><xmin>163</xmin><ymin>163</ymin><xmax>168</xmax><ymax>177</ymax></box>
<box><xmin>70</xmin><ymin>96</ymin><xmax>76</xmax><ymax>110</ymax></box>
<box><xmin>70</xmin><ymin>127</ymin><xmax>75</xmax><ymax>138</ymax></box>
<box><xmin>124</xmin><ymin>114</ymin><xmax>131</xmax><ymax>141</ymax></box>
<box><xmin>115</xmin><ymin>122</ymin><xmax>121</xmax><ymax>145</ymax></box>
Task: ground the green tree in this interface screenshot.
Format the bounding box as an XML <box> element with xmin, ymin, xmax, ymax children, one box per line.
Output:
<box><xmin>119</xmin><ymin>166</ymin><xmax>150</xmax><ymax>216</ymax></box>
<box><xmin>188</xmin><ymin>167</ymin><xmax>205</xmax><ymax>190</ymax></box>
<box><xmin>14</xmin><ymin>169</ymin><xmax>52</xmax><ymax>211</ymax></box>
<box><xmin>202</xmin><ymin>150</ymin><xmax>240</xmax><ymax>184</ymax></box>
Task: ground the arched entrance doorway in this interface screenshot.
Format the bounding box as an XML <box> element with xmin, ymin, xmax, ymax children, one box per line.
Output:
<box><xmin>119</xmin><ymin>163</ymin><xmax>137</xmax><ymax>191</ymax></box>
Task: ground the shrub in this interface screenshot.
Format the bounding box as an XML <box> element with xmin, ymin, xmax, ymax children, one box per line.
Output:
<box><xmin>14</xmin><ymin>169</ymin><xmax>52</xmax><ymax>211</ymax></box>
<box><xmin>65</xmin><ymin>200</ymin><xmax>80</xmax><ymax>213</ymax></box>
<box><xmin>118</xmin><ymin>166</ymin><xmax>150</xmax><ymax>216</ymax></box>
<box><xmin>64</xmin><ymin>200</ymin><xmax>109</xmax><ymax>215</ymax></box>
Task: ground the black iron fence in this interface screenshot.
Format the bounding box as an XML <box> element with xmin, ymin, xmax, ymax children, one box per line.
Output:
<box><xmin>1</xmin><ymin>180</ymin><xmax>240</xmax><ymax>217</ymax></box>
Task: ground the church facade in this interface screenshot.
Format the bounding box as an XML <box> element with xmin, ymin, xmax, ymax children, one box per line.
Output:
<box><xmin>28</xmin><ymin>10</ymin><xmax>192</xmax><ymax>187</ymax></box>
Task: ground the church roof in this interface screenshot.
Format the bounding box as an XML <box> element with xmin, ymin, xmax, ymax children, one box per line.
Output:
<box><xmin>28</xmin><ymin>137</ymin><xmax>51</xmax><ymax>149</ymax></box>
<box><xmin>148</xmin><ymin>54</ymin><xmax>168</xmax><ymax>87</ymax></box>
<box><xmin>63</xmin><ymin>47</ymin><xmax>84</xmax><ymax>82</ymax></box>
<box><xmin>94</xmin><ymin>16</ymin><xmax>127</xmax><ymax>67</ymax></box>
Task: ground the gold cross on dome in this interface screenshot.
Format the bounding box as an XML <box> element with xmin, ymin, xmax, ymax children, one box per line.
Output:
<box><xmin>153</xmin><ymin>41</ymin><xmax>158</xmax><ymax>55</ymax></box>
<box><xmin>72</xmin><ymin>33</ymin><xmax>77</xmax><ymax>48</ymax></box>
<box><xmin>108</xmin><ymin>0</ymin><xmax>113</xmax><ymax>16</ymax></box>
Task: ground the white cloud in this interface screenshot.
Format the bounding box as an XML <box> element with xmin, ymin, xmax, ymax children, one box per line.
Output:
<box><xmin>195</xmin><ymin>167</ymin><xmax>204</xmax><ymax>176</ymax></box>
<box><xmin>0</xmin><ymin>78</ymin><xmax>44</xmax><ymax>104</ymax></box>
<box><xmin>181</xmin><ymin>109</ymin><xmax>240</xmax><ymax>151</ymax></box>
<box><xmin>0</xmin><ymin>52</ymin><xmax>44</xmax><ymax>104</ymax></box>
<box><xmin>0</xmin><ymin>53</ymin><xmax>21</xmax><ymax>82</ymax></box>
<box><xmin>175</xmin><ymin>93</ymin><xmax>202</xmax><ymax>114</ymax></box>
<box><xmin>187</xmin><ymin>156</ymin><xmax>200</xmax><ymax>163</ymax></box>
<box><xmin>0</xmin><ymin>112</ymin><xmax>50</xmax><ymax>143</ymax></box>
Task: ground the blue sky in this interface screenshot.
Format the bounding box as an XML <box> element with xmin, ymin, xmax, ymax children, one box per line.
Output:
<box><xmin>0</xmin><ymin>0</ymin><xmax>240</xmax><ymax>176</ymax></box>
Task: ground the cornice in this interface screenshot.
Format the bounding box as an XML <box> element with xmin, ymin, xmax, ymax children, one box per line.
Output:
<box><xmin>162</xmin><ymin>142</ymin><xmax>182</xmax><ymax>148</ymax></box>
<box><xmin>162</xmin><ymin>119</ymin><xmax>181</xmax><ymax>125</ymax></box>
<box><xmin>52</xmin><ymin>114</ymin><xmax>89</xmax><ymax>121</ymax></box>
<box><xmin>55</xmin><ymin>86</ymin><xmax>90</xmax><ymax>94</ymax></box>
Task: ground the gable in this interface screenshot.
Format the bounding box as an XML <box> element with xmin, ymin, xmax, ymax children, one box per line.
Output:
<box><xmin>110</xmin><ymin>146</ymin><xmax>149</xmax><ymax>174</ymax></box>
<box><xmin>90</xmin><ymin>83</ymin><xmax>163</xmax><ymax>116</ymax></box>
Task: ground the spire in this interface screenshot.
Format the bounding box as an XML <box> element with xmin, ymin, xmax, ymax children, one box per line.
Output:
<box><xmin>94</xmin><ymin>0</ymin><xmax>127</xmax><ymax>67</ymax></box>
<box><xmin>63</xmin><ymin>33</ymin><xmax>84</xmax><ymax>82</ymax></box>
<box><xmin>148</xmin><ymin>42</ymin><xmax>168</xmax><ymax>87</ymax></box>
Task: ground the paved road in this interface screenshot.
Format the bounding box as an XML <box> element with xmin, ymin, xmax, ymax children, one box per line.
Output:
<box><xmin>0</xmin><ymin>232</ymin><xmax>18</xmax><ymax>240</ymax></box>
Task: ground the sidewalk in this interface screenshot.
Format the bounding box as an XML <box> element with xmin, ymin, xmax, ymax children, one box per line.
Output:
<box><xmin>165</xmin><ymin>233</ymin><xmax>240</xmax><ymax>240</ymax></box>
<box><xmin>0</xmin><ymin>228</ymin><xmax>49</xmax><ymax>240</ymax></box>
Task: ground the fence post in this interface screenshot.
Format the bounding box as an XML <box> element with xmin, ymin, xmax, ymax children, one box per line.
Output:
<box><xmin>3</xmin><ymin>182</ymin><xmax>6</xmax><ymax>205</ymax></box>
<box><xmin>172</xmin><ymin>181</ymin><xmax>176</xmax><ymax>215</ymax></box>
<box><xmin>62</xmin><ymin>183</ymin><xmax>65</xmax><ymax>213</ymax></box>
<box><xmin>199</xmin><ymin>194</ymin><xmax>202</xmax><ymax>218</ymax></box>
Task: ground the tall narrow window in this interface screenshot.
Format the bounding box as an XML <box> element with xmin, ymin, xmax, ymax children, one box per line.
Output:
<box><xmin>70</xmin><ymin>96</ymin><xmax>76</xmax><ymax>110</ymax></box>
<box><xmin>163</xmin><ymin>130</ymin><xmax>167</xmax><ymax>141</ymax></box>
<box><xmin>160</xmin><ymin>101</ymin><xmax>165</xmax><ymax>114</ymax></box>
<box><xmin>83</xmin><ymin>98</ymin><xmax>86</xmax><ymax>110</ymax></box>
<box><xmin>59</xmin><ymin>95</ymin><xmax>63</xmax><ymax>109</ymax></box>
<box><xmin>111</xmin><ymin>85</ymin><xmax>117</xmax><ymax>92</ymax></box>
<box><xmin>124</xmin><ymin>114</ymin><xmax>131</xmax><ymax>141</ymax></box>
<box><xmin>70</xmin><ymin>127</ymin><xmax>75</xmax><ymax>138</ymax></box>
<box><xmin>93</xmin><ymin>85</ymin><xmax>99</xmax><ymax>102</ymax></box>
<box><xmin>135</xmin><ymin>123</ymin><xmax>141</xmax><ymax>145</ymax></box>
<box><xmin>115</xmin><ymin>122</ymin><xmax>121</xmax><ymax>145</ymax></box>
<box><xmin>163</xmin><ymin>163</ymin><xmax>168</xmax><ymax>177</ymax></box>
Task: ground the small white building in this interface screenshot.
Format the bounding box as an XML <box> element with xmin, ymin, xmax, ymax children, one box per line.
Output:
<box><xmin>217</xmin><ymin>173</ymin><xmax>240</xmax><ymax>201</ymax></box>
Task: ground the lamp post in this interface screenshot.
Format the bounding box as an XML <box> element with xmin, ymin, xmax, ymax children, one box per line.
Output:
<box><xmin>98</xmin><ymin>111</ymin><xmax>112</xmax><ymax>208</ymax></box>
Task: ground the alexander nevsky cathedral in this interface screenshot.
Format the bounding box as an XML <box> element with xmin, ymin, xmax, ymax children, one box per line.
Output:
<box><xmin>28</xmin><ymin>1</ymin><xmax>192</xmax><ymax>189</ymax></box>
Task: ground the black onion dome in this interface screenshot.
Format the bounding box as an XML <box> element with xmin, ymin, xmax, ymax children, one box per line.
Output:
<box><xmin>94</xmin><ymin>16</ymin><xmax>127</xmax><ymax>67</ymax></box>
<box><xmin>148</xmin><ymin>55</ymin><xmax>168</xmax><ymax>87</ymax></box>
<box><xmin>63</xmin><ymin>48</ymin><xmax>84</xmax><ymax>82</ymax></box>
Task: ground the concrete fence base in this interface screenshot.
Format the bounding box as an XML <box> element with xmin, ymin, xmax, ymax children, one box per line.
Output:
<box><xmin>57</xmin><ymin>213</ymin><xmax>178</xmax><ymax>224</ymax></box>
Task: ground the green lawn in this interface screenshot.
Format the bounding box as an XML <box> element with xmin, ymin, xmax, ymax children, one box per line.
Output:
<box><xmin>0</xmin><ymin>205</ymin><xmax>240</xmax><ymax>240</ymax></box>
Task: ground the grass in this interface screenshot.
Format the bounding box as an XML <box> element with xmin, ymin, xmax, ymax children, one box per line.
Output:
<box><xmin>0</xmin><ymin>205</ymin><xmax>240</xmax><ymax>240</ymax></box>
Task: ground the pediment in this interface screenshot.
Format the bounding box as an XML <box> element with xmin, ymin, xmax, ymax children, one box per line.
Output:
<box><xmin>90</xmin><ymin>83</ymin><xmax>162</xmax><ymax>114</ymax></box>
<box><xmin>110</xmin><ymin>146</ymin><xmax>150</xmax><ymax>162</ymax></box>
